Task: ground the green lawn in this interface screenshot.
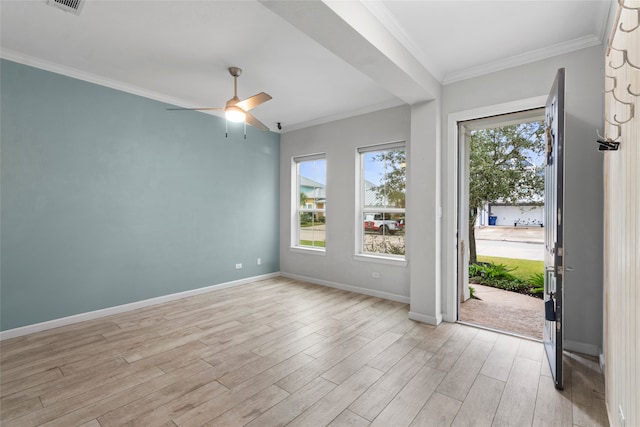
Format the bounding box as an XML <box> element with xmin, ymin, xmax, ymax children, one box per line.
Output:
<box><xmin>477</xmin><ymin>255</ymin><xmax>543</xmax><ymax>282</ymax></box>
<box><xmin>299</xmin><ymin>240</ymin><xmax>326</xmax><ymax>247</ymax></box>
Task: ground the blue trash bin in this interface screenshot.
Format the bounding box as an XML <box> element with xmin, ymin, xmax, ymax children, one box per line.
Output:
<box><xmin>488</xmin><ymin>215</ymin><xmax>497</xmax><ymax>226</ymax></box>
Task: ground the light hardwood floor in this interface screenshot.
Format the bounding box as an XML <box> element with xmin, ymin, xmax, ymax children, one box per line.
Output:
<box><xmin>0</xmin><ymin>277</ymin><xmax>608</xmax><ymax>426</ymax></box>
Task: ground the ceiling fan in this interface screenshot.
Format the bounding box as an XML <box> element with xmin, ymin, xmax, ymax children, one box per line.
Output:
<box><xmin>168</xmin><ymin>67</ymin><xmax>272</xmax><ymax>132</ymax></box>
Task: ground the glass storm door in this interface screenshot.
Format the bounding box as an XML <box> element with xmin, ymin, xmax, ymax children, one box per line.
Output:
<box><xmin>543</xmin><ymin>68</ymin><xmax>565</xmax><ymax>390</ymax></box>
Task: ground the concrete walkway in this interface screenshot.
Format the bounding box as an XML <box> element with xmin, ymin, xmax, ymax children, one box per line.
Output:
<box><xmin>460</xmin><ymin>283</ymin><xmax>544</xmax><ymax>339</ymax></box>
<box><xmin>463</xmin><ymin>227</ymin><xmax>546</xmax><ymax>338</ymax></box>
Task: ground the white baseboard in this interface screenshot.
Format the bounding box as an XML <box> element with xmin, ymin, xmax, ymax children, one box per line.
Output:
<box><xmin>441</xmin><ymin>312</ymin><xmax>457</xmax><ymax>323</ymax></box>
<box><xmin>281</xmin><ymin>272</ymin><xmax>445</xmax><ymax>327</ymax></box>
<box><xmin>280</xmin><ymin>272</ymin><xmax>410</xmax><ymax>304</ymax></box>
<box><xmin>599</xmin><ymin>352</ymin><xmax>605</xmax><ymax>372</ymax></box>
<box><xmin>564</xmin><ymin>339</ymin><xmax>600</xmax><ymax>357</ymax></box>
<box><xmin>0</xmin><ymin>272</ymin><xmax>280</xmax><ymax>341</ymax></box>
<box><xmin>408</xmin><ymin>311</ymin><xmax>443</xmax><ymax>326</ymax></box>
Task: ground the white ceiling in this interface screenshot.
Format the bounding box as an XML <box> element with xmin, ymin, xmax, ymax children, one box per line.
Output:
<box><xmin>0</xmin><ymin>0</ymin><xmax>612</xmax><ymax>133</ymax></box>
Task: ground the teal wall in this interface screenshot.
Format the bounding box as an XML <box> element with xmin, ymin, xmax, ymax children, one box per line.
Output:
<box><xmin>0</xmin><ymin>59</ymin><xmax>280</xmax><ymax>330</ymax></box>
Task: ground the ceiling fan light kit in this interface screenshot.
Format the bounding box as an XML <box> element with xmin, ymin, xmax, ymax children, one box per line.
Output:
<box><xmin>168</xmin><ymin>66</ymin><xmax>272</xmax><ymax>138</ymax></box>
<box><xmin>225</xmin><ymin>105</ymin><xmax>246</xmax><ymax>123</ymax></box>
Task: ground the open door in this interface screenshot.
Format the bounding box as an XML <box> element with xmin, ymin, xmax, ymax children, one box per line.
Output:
<box><xmin>543</xmin><ymin>68</ymin><xmax>565</xmax><ymax>389</ymax></box>
<box><xmin>457</xmin><ymin>125</ymin><xmax>471</xmax><ymax>308</ymax></box>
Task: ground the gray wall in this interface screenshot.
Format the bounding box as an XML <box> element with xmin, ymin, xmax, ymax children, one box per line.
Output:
<box><xmin>1</xmin><ymin>59</ymin><xmax>281</xmax><ymax>331</ymax></box>
<box><xmin>279</xmin><ymin>105</ymin><xmax>411</xmax><ymax>301</ymax></box>
<box><xmin>442</xmin><ymin>45</ymin><xmax>604</xmax><ymax>354</ymax></box>
<box><xmin>279</xmin><ymin>46</ymin><xmax>605</xmax><ymax>355</ymax></box>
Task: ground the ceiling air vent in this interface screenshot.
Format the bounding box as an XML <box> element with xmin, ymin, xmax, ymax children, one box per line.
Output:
<box><xmin>46</xmin><ymin>0</ymin><xmax>85</xmax><ymax>15</ymax></box>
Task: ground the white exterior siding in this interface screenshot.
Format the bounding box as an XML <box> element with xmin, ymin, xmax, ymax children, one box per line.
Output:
<box><xmin>491</xmin><ymin>205</ymin><xmax>543</xmax><ymax>227</ymax></box>
<box><xmin>474</xmin><ymin>204</ymin><xmax>543</xmax><ymax>227</ymax></box>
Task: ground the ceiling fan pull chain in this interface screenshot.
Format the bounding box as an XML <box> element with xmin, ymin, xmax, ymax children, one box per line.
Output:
<box><xmin>225</xmin><ymin>120</ymin><xmax>229</xmax><ymax>138</ymax></box>
<box><xmin>244</xmin><ymin>122</ymin><xmax>247</xmax><ymax>139</ymax></box>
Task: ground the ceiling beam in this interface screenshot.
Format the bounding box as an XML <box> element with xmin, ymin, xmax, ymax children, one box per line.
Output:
<box><xmin>260</xmin><ymin>0</ymin><xmax>440</xmax><ymax>104</ymax></box>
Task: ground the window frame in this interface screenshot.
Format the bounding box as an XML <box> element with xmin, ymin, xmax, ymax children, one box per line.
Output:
<box><xmin>355</xmin><ymin>141</ymin><xmax>407</xmax><ymax>264</ymax></box>
<box><xmin>291</xmin><ymin>153</ymin><xmax>327</xmax><ymax>254</ymax></box>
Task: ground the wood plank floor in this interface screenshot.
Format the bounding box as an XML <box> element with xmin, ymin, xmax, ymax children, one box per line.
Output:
<box><xmin>0</xmin><ymin>277</ymin><xmax>609</xmax><ymax>426</ymax></box>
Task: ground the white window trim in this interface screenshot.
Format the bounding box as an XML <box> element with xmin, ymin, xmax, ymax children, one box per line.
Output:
<box><xmin>291</xmin><ymin>153</ymin><xmax>326</xmax><ymax>253</ymax></box>
<box><xmin>355</xmin><ymin>141</ymin><xmax>406</xmax><ymax>261</ymax></box>
<box><xmin>290</xmin><ymin>246</ymin><xmax>326</xmax><ymax>256</ymax></box>
<box><xmin>353</xmin><ymin>253</ymin><xmax>407</xmax><ymax>266</ymax></box>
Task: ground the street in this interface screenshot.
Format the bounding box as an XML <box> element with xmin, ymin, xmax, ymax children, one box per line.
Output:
<box><xmin>476</xmin><ymin>239</ymin><xmax>544</xmax><ymax>261</ymax></box>
<box><xmin>299</xmin><ymin>224</ymin><xmax>543</xmax><ymax>261</ymax></box>
<box><xmin>474</xmin><ymin>226</ymin><xmax>544</xmax><ymax>260</ymax></box>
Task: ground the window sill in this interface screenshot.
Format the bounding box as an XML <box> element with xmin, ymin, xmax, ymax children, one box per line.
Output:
<box><xmin>353</xmin><ymin>253</ymin><xmax>407</xmax><ymax>267</ymax></box>
<box><xmin>290</xmin><ymin>246</ymin><xmax>326</xmax><ymax>256</ymax></box>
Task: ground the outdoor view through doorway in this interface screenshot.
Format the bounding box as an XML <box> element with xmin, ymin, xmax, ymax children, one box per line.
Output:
<box><xmin>458</xmin><ymin>109</ymin><xmax>546</xmax><ymax>340</ymax></box>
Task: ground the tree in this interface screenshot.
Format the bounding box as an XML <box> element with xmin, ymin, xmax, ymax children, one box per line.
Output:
<box><xmin>468</xmin><ymin>122</ymin><xmax>545</xmax><ymax>264</ymax></box>
<box><xmin>371</xmin><ymin>149</ymin><xmax>406</xmax><ymax>208</ymax></box>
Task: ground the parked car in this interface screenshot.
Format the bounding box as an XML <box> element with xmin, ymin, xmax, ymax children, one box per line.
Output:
<box><xmin>364</xmin><ymin>213</ymin><xmax>404</xmax><ymax>234</ymax></box>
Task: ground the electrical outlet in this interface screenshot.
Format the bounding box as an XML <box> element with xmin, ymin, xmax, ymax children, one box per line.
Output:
<box><xmin>257</xmin><ymin>258</ymin><xmax>261</xmax><ymax>265</ymax></box>
<box><xmin>235</xmin><ymin>263</ymin><xmax>242</xmax><ymax>269</ymax></box>
<box><xmin>372</xmin><ymin>272</ymin><xmax>380</xmax><ymax>279</ymax></box>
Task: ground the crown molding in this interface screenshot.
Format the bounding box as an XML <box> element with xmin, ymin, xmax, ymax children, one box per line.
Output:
<box><xmin>0</xmin><ymin>49</ymin><xmax>218</xmax><ymax>114</ymax></box>
<box><xmin>443</xmin><ymin>34</ymin><xmax>603</xmax><ymax>85</ymax></box>
<box><xmin>359</xmin><ymin>0</ymin><xmax>611</xmax><ymax>86</ymax></box>
<box><xmin>281</xmin><ymin>98</ymin><xmax>406</xmax><ymax>133</ymax></box>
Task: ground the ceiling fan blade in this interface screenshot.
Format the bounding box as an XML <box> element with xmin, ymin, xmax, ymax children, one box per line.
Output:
<box><xmin>166</xmin><ymin>107</ymin><xmax>224</xmax><ymax>111</ymax></box>
<box><xmin>245</xmin><ymin>112</ymin><xmax>269</xmax><ymax>131</ymax></box>
<box><xmin>236</xmin><ymin>92</ymin><xmax>272</xmax><ymax>111</ymax></box>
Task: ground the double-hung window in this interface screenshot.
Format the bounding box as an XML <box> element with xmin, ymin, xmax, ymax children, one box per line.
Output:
<box><xmin>358</xmin><ymin>142</ymin><xmax>406</xmax><ymax>258</ymax></box>
<box><xmin>293</xmin><ymin>154</ymin><xmax>326</xmax><ymax>251</ymax></box>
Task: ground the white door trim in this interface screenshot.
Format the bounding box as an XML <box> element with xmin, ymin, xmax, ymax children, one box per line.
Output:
<box><xmin>443</xmin><ymin>95</ymin><xmax>547</xmax><ymax>322</ymax></box>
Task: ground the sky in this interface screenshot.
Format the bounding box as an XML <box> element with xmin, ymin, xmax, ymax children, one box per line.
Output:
<box><xmin>363</xmin><ymin>152</ymin><xmax>387</xmax><ymax>185</ymax></box>
<box><xmin>299</xmin><ymin>154</ymin><xmax>394</xmax><ymax>187</ymax></box>
<box><xmin>299</xmin><ymin>159</ymin><xmax>326</xmax><ymax>185</ymax></box>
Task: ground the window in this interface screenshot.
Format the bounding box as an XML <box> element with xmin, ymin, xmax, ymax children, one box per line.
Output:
<box><xmin>358</xmin><ymin>142</ymin><xmax>406</xmax><ymax>258</ymax></box>
<box><xmin>293</xmin><ymin>154</ymin><xmax>326</xmax><ymax>250</ymax></box>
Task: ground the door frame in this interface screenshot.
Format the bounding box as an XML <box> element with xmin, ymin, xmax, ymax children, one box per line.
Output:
<box><xmin>443</xmin><ymin>95</ymin><xmax>547</xmax><ymax>322</ymax></box>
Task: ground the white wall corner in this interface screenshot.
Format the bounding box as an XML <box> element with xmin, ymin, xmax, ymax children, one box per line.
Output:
<box><xmin>408</xmin><ymin>311</ymin><xmax>442</xmax><ymax>326</ymax></box>
<box><xmin>408</xmin><ymin>101</ymin><xmax>442</xmax><ymax>325</ymax></box>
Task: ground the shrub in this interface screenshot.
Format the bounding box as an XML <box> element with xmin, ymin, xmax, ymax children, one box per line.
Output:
<box><xmin>529</xmin><ymin>272</ymin><xmax>545</xmax><ymax>295</ymax></box>
<box><xmin>469</xmin><ymin>259</ymin><xmax>545</xmax><ymax>299</ymax></box>
<box><xmin>484</xmin><ymin>263</ymin><xmax>518</xmax><ymax>280</ymax></box>
<box><xmin>468</xmin><ymin>263</ymin><xmax>484</xmax><ymax>278</ymax></box>
<box><xmin>300</xmin><ymin>212</ymin><xmax>312</xmax><ymax>225</ymax></box>
<box><xmin>487</xmin><ymin>278</ymin><xmax>531</xmax><ymax>293</ymax></box>
<box><xmin>468</xmin><ymin>261</ymin><xmax>540</xmax><ymax>297</ymax></box>
<box><xmin>364</xmin><ymin>238</ymin><xmax>406</xmax><ymax>256</ymax></box>
<box><xmin>469</xmin><ymin>262</ymin><xmax>518</xmax><ymax>281</ymax></box>
<box><xmin>476</xmin><ymin>256</ymin><xmax>543</xmax><ymax>284</ymax></box>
